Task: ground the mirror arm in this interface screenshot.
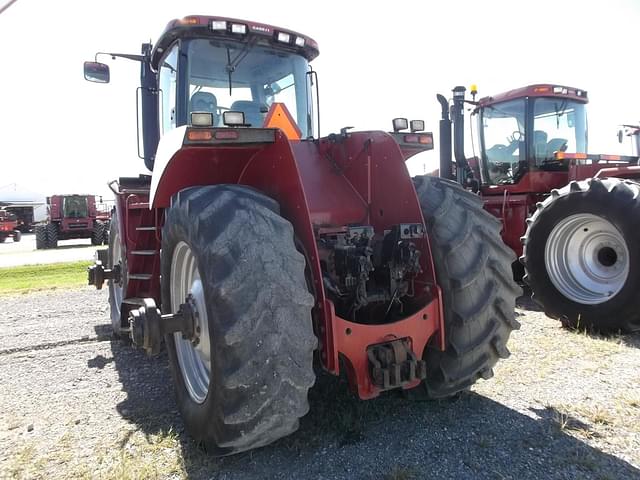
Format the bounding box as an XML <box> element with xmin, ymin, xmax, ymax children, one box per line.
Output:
<box><xmin>95</xmin><ymin>52</ymin><xmax>146</xmax><ymax>63</ymax></box>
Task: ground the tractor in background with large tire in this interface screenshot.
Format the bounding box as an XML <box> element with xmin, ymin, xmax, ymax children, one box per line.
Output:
<box><xmin>35</xmin><ymin>194</ymin><xmax>110</xmax><ymax>249</ymax></box>
<box><xmin>84</xmin><ymin>16</ymin><xmax>520</xmax><ymax>456</ymax></box>
<box><xmin>437</xmin><ymin>84</ymin><xmax>640</xmax><ymax>333</ymax></box>
<box><xmin>0</xmin><ymin>209</ymin><xmax>21</xmax><ymax>243</ymax></box>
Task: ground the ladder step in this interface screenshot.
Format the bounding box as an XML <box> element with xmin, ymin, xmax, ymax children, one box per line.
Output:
<box><xmin>135</xmin><ymin>226</ymin><xmax>157</xmax><ymax>231</ymax></box>
<box><xmin>131</xmin><ymin>250</ymin><xmax>157</xmax><ymax>256</ymax></box>
<box><xmin>128</xmin><ymin>274</ymin><xmax>153</xmax><ymax>281</ymax></box>
<box><xmin>129</xmin><ymin>202</ymin><xmax>150</xmax><ymax>209</ymax></box>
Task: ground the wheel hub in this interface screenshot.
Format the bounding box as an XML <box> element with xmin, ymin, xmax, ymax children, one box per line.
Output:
<box><xmin>544</xmin><ymin>213</ymin><xmax>629</xmax><ymax>305</ymax></box>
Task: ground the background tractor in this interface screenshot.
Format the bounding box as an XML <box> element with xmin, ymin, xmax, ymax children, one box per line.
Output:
<box><xmin>438</xmin><ymin>85</ymin><xmax>640</xmax><ymax>333</ymax></box>
<box><xmin>35</xmin><ymin>194</ymin><xmax>111</xmax><ymax>249</ymax></box>
<box><xmin>84</xmin><ymin>15</ymin><xmax>520</xmax><ymax>456</ymax></box>
<box><xmin>0</xmin><ymin>208</ymin><xmax>21</xmax><ymax>243</ymax></box>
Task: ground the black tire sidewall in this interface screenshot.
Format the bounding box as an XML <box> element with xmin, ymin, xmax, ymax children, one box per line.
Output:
<box><xmin>526</xmin><ymin>185</ymin><xmax>640</xmax><ymax>325</ymax></box>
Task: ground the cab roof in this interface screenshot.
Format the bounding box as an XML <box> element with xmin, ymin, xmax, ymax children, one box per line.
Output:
<box><xmin>150</xmin><ymin>15</ymin><xmax>319</xmax><ymax>70</ymax></box>
<box><xmin>478</xmin><ymin>84</ymin><xmax>589</xmax><ymax>107</ymax></box>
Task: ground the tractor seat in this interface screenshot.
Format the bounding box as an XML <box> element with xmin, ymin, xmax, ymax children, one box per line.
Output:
<box><xmin>229</xmin><ymin>100</ymin><xmax>267</xmax><ymax>127</ymax></box>
<box><xmin>533</xmin><ymin>130</ymin><xmax>548</xmax><ymax>162</ymax></box>
<box><xmin>190</xmin><ymin>92</ymin><xmax>218</xmax><ymax>125</ymax></box>
<box><xmin>546</xmin><ymin>137</ymin><xmax>569</xmax><ymax>157</ymax></box>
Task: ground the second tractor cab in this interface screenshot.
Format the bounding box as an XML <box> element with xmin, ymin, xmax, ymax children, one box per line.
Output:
<box><xmin>439</xmin><ymin>84</ymin><xmax>640</xmax><ymax>333</ymax></box>
<box><xmin>83</xmin><ymin>16</ymin><xmax>520</xmax><ymax>456</ymax></box>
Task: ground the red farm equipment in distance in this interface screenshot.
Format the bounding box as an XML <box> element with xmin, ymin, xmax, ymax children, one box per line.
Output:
<box><xmin>437</xmin><ymin>85</ymin><xmax>640</xmax><ymax>333</ymax></box>
<box><xmin>35</xmin><ymin>194</ymin><xmax>111</xmax><ymax>249</ymax></box>
<box><xmin>84</xmin><ymin>16</ymin><xmax>521</xmax><ymax>455</ymax></box>
<box><xmin>0</xmin><ymin>209</ymin><xmax>21</xmax><ymax>243</ymax></box>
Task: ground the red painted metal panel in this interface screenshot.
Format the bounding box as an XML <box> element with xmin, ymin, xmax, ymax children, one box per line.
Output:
<box><xmin>132</xmin><ymin>129</ymin><xmax>442</xmax><ymax>399</ymax></box>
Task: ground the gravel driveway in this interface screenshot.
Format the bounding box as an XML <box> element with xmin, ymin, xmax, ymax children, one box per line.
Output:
<box><xmin>1</xmin><ymin>288</ymin><xmax>639</xmax><ymax>479</ymax></box>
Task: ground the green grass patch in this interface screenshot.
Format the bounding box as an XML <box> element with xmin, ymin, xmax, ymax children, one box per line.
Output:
<box><xmin>0</xmin><ymin>260</ymin><xmax>92</xmax><ymax>294</ymax></box>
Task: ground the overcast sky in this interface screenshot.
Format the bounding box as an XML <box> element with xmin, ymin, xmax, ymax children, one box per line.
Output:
<box><xmin>1</xmin><ymin>0</ymin><xmax>639</xmax><ymax>197</ymax></box>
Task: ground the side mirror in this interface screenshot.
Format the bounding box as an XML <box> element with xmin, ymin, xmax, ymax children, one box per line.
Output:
<box><xmin>618</xmin><ymin>129</ymin><xmax>624</xmax><ymax>144</ymax></box>
<box><xmin>84</xmin><ymin>61</ymin><xmax>110</xmax><ymax>83</ymax></box>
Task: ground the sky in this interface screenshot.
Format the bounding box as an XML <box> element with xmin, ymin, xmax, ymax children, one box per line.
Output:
<box><xmin>1</xmin><ymin>0</ymin><xmax>640</xmax><ymax>198</ymax></box>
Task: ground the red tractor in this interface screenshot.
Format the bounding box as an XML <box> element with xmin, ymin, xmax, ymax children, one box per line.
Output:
<box><xmin>437</xmin><ymin>85</ymin><xmax>640</xmax><ymax>332</ymax></box>
<box><xmin>0</xmin><ymin>209</ymin><xmax>21</xmax><ymax>243</ymax></box>
<box><xmin>84</xmin><ymin>16</ymin><xmax>520</xmax><ymax>455</ymax></box>
<box><xmin>35</xmin><ymin>194</ymin><xmax>111</xmax><ymax>249</ymax></box>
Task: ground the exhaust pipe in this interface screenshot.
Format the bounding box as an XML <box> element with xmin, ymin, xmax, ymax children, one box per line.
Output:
<box><xmin>437</xmin><ymin>94</ymin><xmax>452</xmax><ymax>180</ymax></box>
<box><xmin>452</xmin><ymin>86</ymin><xmax>467</xmax><ymax>185</ymax></box>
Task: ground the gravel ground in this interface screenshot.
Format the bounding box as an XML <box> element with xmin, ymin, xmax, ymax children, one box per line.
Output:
<box><xmin>1</xmin><ymin>287</ymin><xmax>639</xmax><ymax>480</ymax></box>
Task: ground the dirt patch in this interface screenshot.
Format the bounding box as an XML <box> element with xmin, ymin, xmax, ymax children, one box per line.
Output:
<box><xmin>1</xmin><ymin>288</ymin><xmax>639</xmax><ymax>479</ymax></box>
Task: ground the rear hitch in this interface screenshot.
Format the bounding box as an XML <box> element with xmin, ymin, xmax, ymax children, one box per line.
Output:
<box><xmin>87</xmin><ymin>252</ymin><xmax>120</xmax><ymax>290</ymax></box>
<box><xmin>128</xmin><ymin>297</ymin><xmax>198</xmax><ymax>356</ymax></box>
<box><xmin>367</xmin><ymin>338</ymin><xmax>427</xmax><ymax>390</ymax></box>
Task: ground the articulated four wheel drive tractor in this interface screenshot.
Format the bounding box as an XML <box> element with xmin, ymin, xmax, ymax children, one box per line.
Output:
<box><xmin>84</xmin><ymin>16</ymin><xmax>521</xmax><ymax>455</ymax></box>
<box><xmin>437</xmin><ymin>84</ymin><xmax>640</xmax><ymax>333</ymax></box>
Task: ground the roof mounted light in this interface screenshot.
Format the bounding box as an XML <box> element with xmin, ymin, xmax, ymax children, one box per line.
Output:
<box><xmin>191</xmin><ymin>112</ymin><xmax>214</xmax><ymax>127</ymax></box>
<box><xmin>223</xmin><ymin>111</ymin><xmax>246</xmax><ymax>127</ymax></box>
<box><xmin>210</xmin><ymin>20</ymin><xmax>227</xmax><ymax>31</ymax></box>
<box><xmin>295</xmin><ymin>36</ymin><xmax>305</xmax><ymax>47</ymax></box>
<box><xmin>553</xmin><ymin>86</ymin><xmax>568</xmax><ymax>94</ymax></box>
<box><xmin>410</xmin><ymin>120</ymin><xmax>425</xmax><ymax>132</ymax></box>
<box><xmin>231</xmin><ymin>23</ymin><xmax>247</xmax><ymax>34</ymax></box>
<box><xmin>277</xmin><ymin>32</ymin><xmax>291</xmax><ymax>43</ymax></box>
<box><xmin>392</xmin><ymin>118</ymin><xmax>408</xmax><ymax>132</ymax></box>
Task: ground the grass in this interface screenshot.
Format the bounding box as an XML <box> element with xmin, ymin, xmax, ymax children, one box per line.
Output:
<box><xmin>0</xmin><ymin>260</ymin><xmax>92</xmax><ymax>294</ymax></box>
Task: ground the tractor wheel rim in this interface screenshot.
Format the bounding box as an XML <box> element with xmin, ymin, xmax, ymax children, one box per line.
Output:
<box><xmin>171</xmin><ymin>241</ymin><xmax>210</xmax><ymax>404</ymax></box>
<box><xmin>112</xmin><ymin>229</ymin><xmax>123</xmax><ymax>316</ymax></box>
<box><xmin>545</xmin><ymin>213</ymin><xmax>629</xmax><ymax>305</ymax></box>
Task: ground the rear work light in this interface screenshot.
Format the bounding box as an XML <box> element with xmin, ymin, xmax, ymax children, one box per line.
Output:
<box><xmin>191</xmin><ymin>112</ymin><xmax>214</xmax><ymax>127</ymax></box>
<box><xmin>210</xmin><ymin>20</ymin><xmax>227</xmax><ymax>31</ymax></box>
<box><xmin>277</xmin><ymin>32</ymin><xmax>291</xmax><ymax>43</ymax></box>
<box><xmin>393</xmin><ymin>118</ymin><xmax>408</xmax><ymax>132</ymax></box>
<box><xmin>223</xmin><ymin>111</ymin><xmax>246</xmax><ymax>126</ymax></box>
<box><xmin>231</xmin><ymin>23</ymin><xmax>247</xmax><ymax>34</ymax></box>
<box><xmin>295</xmin><ymin>36</ymin><xmax>305</xmax><ymax>47</ymax></box>
<box><xmin>410</xmin><ymin>120</ymin><xmax>425</xmax><ymax>132</ymax></box>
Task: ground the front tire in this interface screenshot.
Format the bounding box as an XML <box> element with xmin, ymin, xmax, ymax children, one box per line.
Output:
<box><xmin>12</xmin><ymin>231</ymin><xmax>21</xmax><ymax>242</ymax></box>
<box><xmin>162</xmin><ymin>185</ymin><xmax>316</xmax><ymax>455</ymax></box>
<box><xmin>412</xmin><ymin>176</ymin><xmax>521</xmax><ymax>398</ymax></box>
<box><xmin>522</xmin><ymin>177</ymin><xmax>640</xmax><ymax>332</ymax></box>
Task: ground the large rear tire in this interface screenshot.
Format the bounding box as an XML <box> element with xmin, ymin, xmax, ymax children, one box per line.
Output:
<box><xmin>412</xmin><ymin>176</ymin><xmax>521</xmax><ymax>398</ymax></box>
<box><xmin>522</xmin><ymin>177</ymin><xmax>640</xmax><ymax>332</ymax></box>
<box><xmin>35</xmin><ymin>225</ymin><xmax>46</xmax><ymax>249</ymax></box>
<box><xmin>162</xmin><ymin>185</ymin><xmax>316</xmax><ymax>456</ymax></box>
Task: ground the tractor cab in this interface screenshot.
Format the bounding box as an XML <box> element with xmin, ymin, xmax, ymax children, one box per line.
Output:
<box><xmin>474</xmin><ymin>85</ymin><xmax>588</xmax><ymax>186</ymax></box>
<box><xmin>84</xmin><ymin>16</ymin><xmax>319</xmax><ymax>170</ymax></box>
